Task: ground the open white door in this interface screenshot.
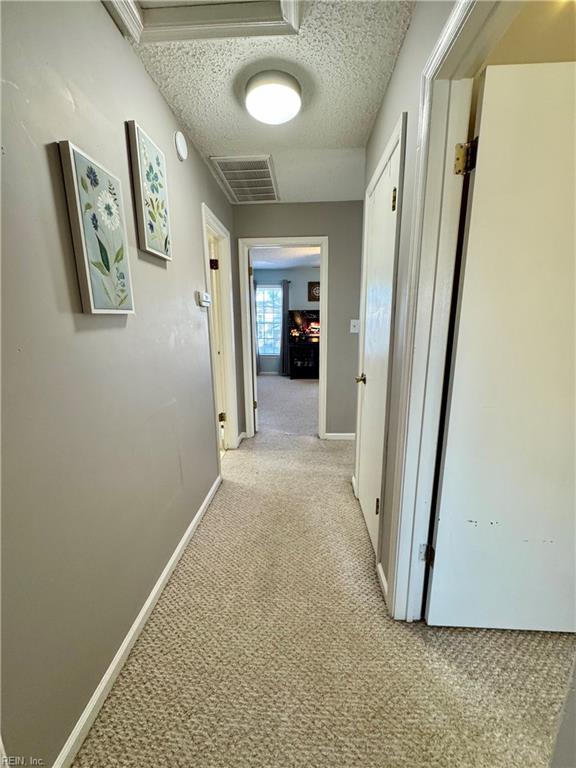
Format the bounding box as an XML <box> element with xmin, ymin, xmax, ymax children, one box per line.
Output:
<box><xmin>427</xmin><ymin>63</ymin><xmax>576</xmax><ymax>632</ymax></box>
<box><xmin>208</xmin><ymin>236</ymin><xmax>227</xmax><ymax>453</ymax></box>
<box><xmin>355</xmin><ymin>114</ymin><xmax>406</xmax><ymax>553</ymax></box>
<box><xmin>249</xmin><ymin>259</ymin><xmax>259</xmax><ymax>432</ymax></box>
<box><xmin>201</xmin><ymin>204</ymin><xmax>239</xmax><ymax>452</ymax></box>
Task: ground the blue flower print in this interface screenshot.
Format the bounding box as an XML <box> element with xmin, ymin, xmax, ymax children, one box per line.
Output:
<box><xmin>91</xmin><ymin>213</ymin><xmax>99</xmax><ymax>231</ymax></box>
<box><xmin>146</xmin><ymin>163</ymin><xmax>160</xmax><ymax>195</ymax></box>
<box><xmin>148</xmin><ymin>221</ymin><xmax>154</xmax><ymax>233</ymax></box>
<box><xmin>86</xmin><ymin>166</ymin><xmax>99</xmax><ymax>188</ymax></box>
<box><xmin>115</xmin><ymin>266</ymin><xmax>126</xmax><ymax>291</ymax></box>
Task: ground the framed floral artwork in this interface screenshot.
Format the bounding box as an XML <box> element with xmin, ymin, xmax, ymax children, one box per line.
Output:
<box><xmin>127</xmin><ymin>121</ymin><xmax>171</xmax><ymax>260</ymax></box>
<box><xmin>59</xmin><ymin>141</ymin><xmax>134</xmax><ymax>314</ymax></box>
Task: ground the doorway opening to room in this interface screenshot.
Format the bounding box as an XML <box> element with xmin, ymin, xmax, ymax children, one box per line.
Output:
<box><xmin>238</xmin><ymin>237</ymin><xmax>328</xmax><ymax>439</ymax></box>
<box><xmin>201</xmin><ymin>204</ymin><xmax>240</xmax><ymax>457</ymax></box>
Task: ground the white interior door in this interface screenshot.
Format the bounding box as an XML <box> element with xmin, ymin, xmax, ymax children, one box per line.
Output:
<box><xmin>356</xmin><ymin>115</ymin><xmax>405</xmax><ymax>553</ymax></box>
<box><xmin>208</xmin><ymin>236</ymin><xmax>226</xmax><ymax>453</ymax></box>
<box><xmin>249</xmin><ymin>259</ymin><xmax>259</xmax><ymax>432</ymax></box>
<box><xmin>427</xmin><ymin>63</ymin><xmax>576</xmax><ymax>632</ymax></box>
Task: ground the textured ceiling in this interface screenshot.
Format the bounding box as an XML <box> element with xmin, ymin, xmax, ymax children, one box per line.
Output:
<box><xmin>251</xmin><ymin>245</ymin><xmax>321</xmax><ymax>269</ymax></box>
<box><xmin>135</xmin><ymin>1</ymin><xmax>413</xmax><ymax>201</ymax></box>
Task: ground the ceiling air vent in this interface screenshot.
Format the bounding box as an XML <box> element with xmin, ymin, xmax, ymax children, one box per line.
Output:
<box><xmin>209</xmin><ymin>155</ymin><xmax>279</xmax><ymax>204</ymax></box>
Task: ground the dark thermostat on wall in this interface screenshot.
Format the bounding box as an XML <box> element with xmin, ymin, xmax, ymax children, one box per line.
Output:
<box><xmin>195</xmin><ymin>290</ymin><xmax>211</xmax><ymax>308</ymax></box>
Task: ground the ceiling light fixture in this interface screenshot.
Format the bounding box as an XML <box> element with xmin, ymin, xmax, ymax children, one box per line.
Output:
<box><xmin>245</xmin><ymin>70</ymin><xmax>302</xmax><ymax>125</ymax></box>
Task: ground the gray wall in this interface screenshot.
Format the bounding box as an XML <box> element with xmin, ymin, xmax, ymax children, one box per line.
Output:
<box><xmin>253</xmin><ymin>266</ymin><xmax>320</xmax><ymax>375</ymax></box>
<box><xmin>365</xmin><ymin>1</ymin><xmax>454</xmax><ymax>579</ymax></box>
<box><xmin>1</xmin><ymin>2</ymin><xmax>234</xmax><ymax>764</ymax></box>
<box><xmin>235</xmin><ymin>203</ymin><xmax>363</xmax><ymax>434</ymax></box>
<box><xmin>253</xmin><ymin>267</ymin><xmax>322</xmax><ymax>312</ymax></box>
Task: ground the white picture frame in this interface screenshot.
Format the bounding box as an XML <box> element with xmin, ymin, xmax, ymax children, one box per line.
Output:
<box><xmin>127</xmin><ymin>121</ymin><xmax>172</xmax><ymax>260</ymax></box>
<box><xmin>59</xmin><ymin>141</ymin><xmax>135</xmax><ymax>315</ymax></box>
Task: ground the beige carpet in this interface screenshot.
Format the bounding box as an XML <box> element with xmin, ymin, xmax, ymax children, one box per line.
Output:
<box><xmin>73</xmin><ymin>378</ymin><xmax>575</xmax><ymax>768</ymax></box>
<box><xmin>257</xmin><ymin>374</ymin><xmax>319</xmax><ymax>436</ymax></box>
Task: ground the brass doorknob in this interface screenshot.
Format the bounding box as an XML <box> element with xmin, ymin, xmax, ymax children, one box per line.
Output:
<box><xmin>355</xmin><ymin>373</ymin><xmax>366</xmax><ymax>384</ymax></box>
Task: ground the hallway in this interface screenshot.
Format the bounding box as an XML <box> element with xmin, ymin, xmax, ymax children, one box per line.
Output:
<box><xmin>73</xmin><ymin>378</ymin><xmax>575</xmax><ymax>768</ymax></box>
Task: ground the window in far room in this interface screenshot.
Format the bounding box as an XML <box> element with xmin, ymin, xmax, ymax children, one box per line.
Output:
<box><xmin>255</xmin><ymin>284</ymin><xmax>282</xmax><ymax>355</ymax></box>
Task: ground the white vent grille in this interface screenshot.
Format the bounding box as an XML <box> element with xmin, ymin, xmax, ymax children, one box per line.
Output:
<box><xmin>209</xmin><ymin>155</ymin><xmax>279</xmax><ymax>204</ymax></box>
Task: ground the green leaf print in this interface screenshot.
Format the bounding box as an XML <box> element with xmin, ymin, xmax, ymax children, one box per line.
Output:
<box><xmin>84</xmin><ymin>202</ymin><xmax>92</xmax><ymax>212</ymax></box>
<box><xmin>81</xmin><ymin>176</ymin><xmax>89</xmax><ymax>193</ymax></box>
<box><xmin>90</xmin><ymin>261</ymin><xmax>109</xmax><ymax>276</ymax></box>
<box><xmin>114</xmin><ymin>244</ymin><xmax>124</xmax><ymax>264</ymax></box>
<box><xmin>96</xmin><ymin>236</ymin><xmax>110</xmax><ymax>272</ymax></box>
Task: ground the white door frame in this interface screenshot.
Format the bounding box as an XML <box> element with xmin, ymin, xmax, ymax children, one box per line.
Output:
<box><xmin>238</xmin><ymin>236</ymin><xmax>329</xmax><ymax>439</ymax></box>
<box><xmin>201</xmin><ymin>203</ymin><xmax>240</xmax><ymax>451</ymax></box>
<box><xmin>383</xmin><ymin>0</ymin><xmax>522</xmax><ymax>621</ymax></box>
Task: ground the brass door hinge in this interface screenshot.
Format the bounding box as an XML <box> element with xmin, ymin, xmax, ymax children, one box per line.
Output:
<box><xmin>218</xmin><ymin>411</ymin><xmax>226</xmax><ymax>423</ymax></box>
<box><xmin>391</xmin><ymin>187</ymin><xmax>397</xmax><ymax>211</ymax></box>
<box><xmin>248</xmin><ymin>266</ymin><xmax>253</xmax><ymax>277</ymax></box>
<box><xmin>454</xmin><ymin>137</ymin><xmax>478</xmax><ymax>176</ymax></box>
<box><xmin>253</xmin><ymin>400</ymin><xmax>257</xmax><ymax>409</ymax></box>
<box><xmin>375</xmin><ymin>497</ymin><xmax>380</xmax><ymax>516</ymax></box>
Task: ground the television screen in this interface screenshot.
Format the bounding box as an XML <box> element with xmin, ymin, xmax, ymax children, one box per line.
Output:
<box><xmin>288</xmin><ymin>310</ymin><xmax>320</xmax><ymax>343</ymax></box>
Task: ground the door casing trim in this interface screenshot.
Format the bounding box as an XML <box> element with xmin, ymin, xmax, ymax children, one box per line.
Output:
<box><xmin>201</xmin><ymin>203</ymin><xmax>240</xmax><ymax>457</ymax></box>
<box><xmin>385</xmin><ymin>0</ymin><xmax>522</xmax><ymax>621</ymax></box>
<box><xmin>238</xmin><ymin>236</ymin><xmax>329</xmax><ymax>439</ymax></box>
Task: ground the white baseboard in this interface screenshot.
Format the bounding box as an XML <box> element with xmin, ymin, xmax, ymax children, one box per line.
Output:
<box><xmin>228</xmin><ymin>431</ymin><xmax>246</xmax><ymax>450</ymax></box>
<box><xmin>52</xmin><ymin>475</ymin><xmax>222</xmax><ymax>768</ymax></box>
<box><xmin>351</xmin><ymin>474</ymin><xmax>358</xmax><ymax>498</ymax></box>
<box><xmin>257</xmin><ymin>371</ymin><xmax>279</xmax><ymax>376</ymax></box>
<box><xmin>228</xmin><ymin>431</ymin><xmax>244</xmax><ymax>450</ymax></box>
<box><xmin>323</xmin><ymin>433</ymin><xmax>355</xmax><ymax>441</ymax></box>
<box><xmin>377</xmin><ymin>562</ymin><xmax>389</xmax><ymax>606</ymax></box>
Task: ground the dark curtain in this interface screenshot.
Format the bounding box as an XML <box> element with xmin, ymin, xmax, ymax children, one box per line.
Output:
<box><xmin>280</xmin><ymin>279</ymin><xmax>290</xmax><ymax>376</ymax></box>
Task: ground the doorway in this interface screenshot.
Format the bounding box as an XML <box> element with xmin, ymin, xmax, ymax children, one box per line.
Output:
<box><xmin>239</xmin><ymin>237</ymin><xmax>328</xmax><ymax>439</ymax></box>
<box><xmin>424</xmin><ymin>61</ymin><xmax>575</xmax><ymax>632</ymax></box>
<box><xmin>380</xmin><ymin>1</ymin><xmax>576</xmax><ymax>631</ymax></box>
<box><xmin>201</xmin><ymin>203</ymin><xmax>240</xmax><ymax>454</ymax></box>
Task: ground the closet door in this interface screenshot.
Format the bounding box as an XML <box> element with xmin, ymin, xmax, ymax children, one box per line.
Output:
<box><xmin>355</xmin><ymin>115</ymin><xmax>405</xmax><ymax>555</ymax></box>
<box><xmin>426</xmin><ymin>63</ymin><xmax>576</xmax><ymax>631</ymax></box>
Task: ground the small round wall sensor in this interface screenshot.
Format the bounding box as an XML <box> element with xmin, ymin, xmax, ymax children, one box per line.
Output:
<box><xmin>174</xmin><ymin>131</ymin><xmax>188</xmax><ymax>161</ymax></box>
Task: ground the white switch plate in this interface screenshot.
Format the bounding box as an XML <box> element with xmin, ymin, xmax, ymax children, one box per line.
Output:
<box><xmin>195</xmin><ymin>290</ymin><xmax>211</xmax><ymax>308</ymax></box>
<box><xmin>350</xmin><ymin>319</ymin><xmax>360</xmax><ymax>334</ymax></box>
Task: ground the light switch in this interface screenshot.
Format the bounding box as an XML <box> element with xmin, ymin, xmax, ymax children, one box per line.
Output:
<box><xmin>195</xmin><ymin>290</ymin><xmax>212</xmax><ymax>308</ymax></box>
<box><xmin>350</xmin><ymin>319</ymin><xmax>360</xmax><ymax>334</ymax></box>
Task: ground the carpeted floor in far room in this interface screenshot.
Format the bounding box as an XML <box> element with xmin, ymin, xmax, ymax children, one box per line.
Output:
<box><xmin>256</xmin><ymin>373</ymin><xmax>320</xmax><ymax>435</ymax></box>
<box><xmin>73</xmin><ymin>377</ymin><xmax>576</xmax><ymax>768</ymax></box>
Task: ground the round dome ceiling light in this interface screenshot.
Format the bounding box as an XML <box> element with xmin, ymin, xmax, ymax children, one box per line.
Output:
<box><xmin>245</xmin><ymin>70</ymin><xmax>302</xmax><ymax>125</ymax></box>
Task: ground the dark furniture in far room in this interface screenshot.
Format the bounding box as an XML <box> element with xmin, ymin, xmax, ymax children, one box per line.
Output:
<box><xmin>288</xmin><ymin>310</ymin><xmax>320</xmax><ymax>379</ymax></box>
